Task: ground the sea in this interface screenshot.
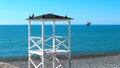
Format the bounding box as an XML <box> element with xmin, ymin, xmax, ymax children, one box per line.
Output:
<box><xmin>0</xmin><ymin>25</ymin><xmax>120</xmax><ymax>58</ymax></box>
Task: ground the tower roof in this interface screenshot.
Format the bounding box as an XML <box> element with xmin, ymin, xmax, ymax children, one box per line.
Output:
<box><xmin>26</xmin><ymin>13</ymin><xmax>73</xmax><ymax>21</ymax></box>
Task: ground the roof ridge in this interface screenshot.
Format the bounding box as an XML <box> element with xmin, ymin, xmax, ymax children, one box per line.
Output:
<box><xmin>26</xmin><ymin>13</ymin><xmax>73</xmax><ymax>20</ymax></box>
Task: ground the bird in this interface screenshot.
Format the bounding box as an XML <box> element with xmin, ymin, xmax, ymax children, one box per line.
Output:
<box><xmin>31</xmin><ymin>14</ymin><xmax>34</xmax><ymax>18</ymax></box>
<box><xmin>29</xmin><ymin>14</ymin><xmax>34</xmax><ymax>18</ymax></box>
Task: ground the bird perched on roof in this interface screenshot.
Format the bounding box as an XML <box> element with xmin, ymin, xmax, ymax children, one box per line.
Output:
<box><xmin>29</xmin><ymin>14</ymin><xmax>34</xmax><ymax>18</ymax></box>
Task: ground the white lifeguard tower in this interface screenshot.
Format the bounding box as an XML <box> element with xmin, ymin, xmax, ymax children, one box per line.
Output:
<box><xmin>26</xmin><ymin>13</ymin><xmax>73</xmax><ymax>68</ymax></box>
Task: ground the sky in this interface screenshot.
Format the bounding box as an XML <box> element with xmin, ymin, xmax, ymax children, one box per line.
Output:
<box><xmin>0</xmin><ymin>0</ymin><xmax>120</xmax><ymax>25</ymax></box>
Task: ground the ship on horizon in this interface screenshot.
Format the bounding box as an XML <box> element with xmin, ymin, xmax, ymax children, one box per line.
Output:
<box><xmin>86</xmin><ymin>21</ymin><xmax>91</xmax><ymax>26</ymax></box>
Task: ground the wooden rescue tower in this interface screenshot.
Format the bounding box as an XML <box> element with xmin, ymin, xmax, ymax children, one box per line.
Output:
<box><xmin>26</xmin><ymin>13</ymin><xmax>73</xmax><ymax>68</ymax></box>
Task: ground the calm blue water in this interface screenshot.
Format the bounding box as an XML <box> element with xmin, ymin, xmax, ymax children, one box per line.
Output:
<box><xmin>0</xmin><ymin>25</ymin><xmax>120</xmax><ymax>58</ymax></box>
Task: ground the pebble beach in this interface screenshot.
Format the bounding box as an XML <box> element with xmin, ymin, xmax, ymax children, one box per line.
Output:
<box><xmin>0</xmin><ymin>52</ymin><xmax>120</xmax><ymax>68</ymax></box>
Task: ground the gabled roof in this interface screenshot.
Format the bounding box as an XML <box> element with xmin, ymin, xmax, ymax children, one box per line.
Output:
<box><xmin>26</xmin><ymin>13</ymin><xmax>73</xmax><ymax>21</ymax></box>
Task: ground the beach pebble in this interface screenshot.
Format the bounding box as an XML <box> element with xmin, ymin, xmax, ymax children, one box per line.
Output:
<box><xmin>0</xmin><ymin>62</ymin><xmax>19</xmax><ymax>68</ymax></box>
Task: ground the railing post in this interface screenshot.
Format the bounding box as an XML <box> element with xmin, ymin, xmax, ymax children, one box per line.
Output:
<box><xmin>28</xmin><ymin>20</ymin><xmax>31</xmax><ymax>68</ymax></box>
<box><xmin>42</xmin><ymin>20</ymin><xmax>45</xmax><ymax>68</ymax></box>
<box><xmin>53</xmin><ymin>20</ymin><xmax>56</xmax><ymax>68</ymax></box>
<box><xmin>68</xmin><ymin>19</ymin><xmax>71</xmax><ymax>68</ymax></box>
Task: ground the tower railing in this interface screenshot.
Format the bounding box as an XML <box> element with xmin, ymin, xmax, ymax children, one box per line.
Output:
<box><xmin>29</xmin><ymin>36</ymin><xmax>69</xmax><ymax>52</ymax></box>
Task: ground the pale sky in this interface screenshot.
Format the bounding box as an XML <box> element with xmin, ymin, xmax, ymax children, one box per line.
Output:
<box><xmin>0</xmin><ymin>0</ymin><xmax>120</xmax><ymax>25</ymax></box>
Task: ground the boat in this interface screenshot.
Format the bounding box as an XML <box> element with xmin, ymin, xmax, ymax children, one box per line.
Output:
<box><xmin>86</xmin><ymin>21</ymin><xmax>91</xmax><ymax>26</ymax></box>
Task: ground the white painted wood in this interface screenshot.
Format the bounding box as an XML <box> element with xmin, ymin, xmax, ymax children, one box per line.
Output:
<box><xmin>29</xmin><ymin>58</ymin><xmax>36</xmax><ymax>67</ymax></box>
<box><xmin>55</xmin><ymin>38</ymin><xmax>68</xmax><ymax>50</ymax></box>
<box><xmin>28</xmin><ymin>20</ymin><xmax>31</xmax><ymax>68</ymax></box>
<box><xmin>53</xmin><ymin>20</ymin><xmax>55</xmax><ymax>68</ymax></box>
<box><xmin>68</xmin><ymin>20</ymin><xmax>71</xmax><ymax>68</ymax></box>
<box><xmin>42</xmin><ymin>21</ymin><xmax>45</xmax><ymax>68</ymax></box>
<box><xmin>30</xmin><ymin>38</ymin><xmax>42</xmax><ymax>50</ymax></box>
<box><xmin>30</xmin><ymin>49</ymin><xmax>68</xmax><ymax>55</ymax></box>
<box><xmin>30</xmin><ymin>36</ymin><xmax>53</xmax><ymax>49</ymax></box>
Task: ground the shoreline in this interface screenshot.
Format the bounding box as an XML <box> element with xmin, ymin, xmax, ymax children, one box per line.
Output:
<box><xmin>0</xmin><ymin>52</ymin><xmax>120</xmax><ymax>68</ymax></box>
<box><xmin>0</xmin><ymin>52</ymin><xmax>120</xmax><ymax>60</ymax></box>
